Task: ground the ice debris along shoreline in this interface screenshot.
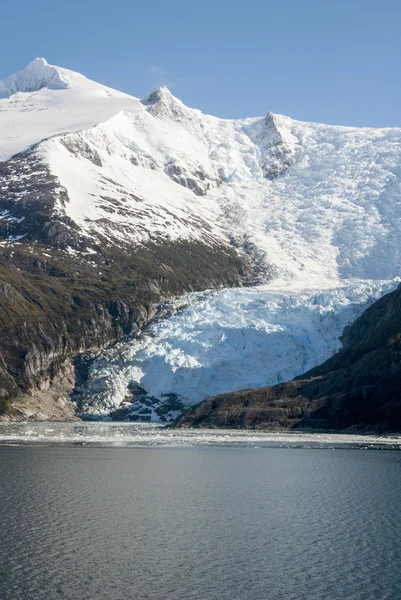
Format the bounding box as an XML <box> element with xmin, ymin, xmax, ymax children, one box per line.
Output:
<box><xmin>1</xmin><ymin>422</ymin><xmax>401</xmax><ymax>449</ymax></box>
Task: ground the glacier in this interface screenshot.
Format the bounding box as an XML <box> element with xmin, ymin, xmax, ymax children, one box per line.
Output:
<box><xmin>2</xmin><ymin>59</ymin><xmax>401</xmax><ymax>420</ymax></box>
<box><xmin>76</xmin><ymin>279</ymin><xmax>398</xmax><ymax>420</ymax></box>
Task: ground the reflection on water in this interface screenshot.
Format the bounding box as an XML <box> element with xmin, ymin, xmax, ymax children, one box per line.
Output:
<box><xmin>0</xmin><ymin>421</ymin><xmax>400</xmax><ymax>449</ymax></box>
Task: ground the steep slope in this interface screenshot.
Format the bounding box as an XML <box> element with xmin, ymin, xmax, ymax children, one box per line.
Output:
<box><xmin>174</xmin><ymin>284</ymin><xmax>401</xmax><ymax>432</ymax></box>
<box><xmin>0</xmin><ymin>60</ymin><xmax>253</xmax><ymax>417</ymax></box>
<box><xmin>1</xmin><ymin>58</ymin><xmax>401</xmax><ymax>420</ymax></box>
<box><xmin>0</xmin><ymin>239</ymin><xmax>246</xmax><ymax>419</ymax></box>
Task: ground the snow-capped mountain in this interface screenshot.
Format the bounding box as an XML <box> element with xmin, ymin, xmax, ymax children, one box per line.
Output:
<box><xmin>1</xmin><ymin>58</ymin><xmax>401</xmax><ymax>421</ymax></box>
<box><xmin>2</xmin><ymin>58</ymin><xmax>401</xmax><ymax>281</ymax></box>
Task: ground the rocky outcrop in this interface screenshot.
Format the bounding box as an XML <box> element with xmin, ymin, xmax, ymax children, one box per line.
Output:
<box><xmin>164</xmin><ymin>163</ymin><xmax>220</xmax><ymax>197</ymax></box>
<box><xmin>258</xmin><ymin>113</ymin><xmax>296</xmax><ymax>180</ymax></box>
<box><xmin>174</xmin><ymin>284</ymin><xmax>401</xmax><ymax>432</ymax></box>
<box><xmin>0</xmin><ymin>148</ymin><xmax>81</xmax><ymax>248</ymax></box>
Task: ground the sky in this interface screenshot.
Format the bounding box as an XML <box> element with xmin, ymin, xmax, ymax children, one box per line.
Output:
<box><xmin>1</xmin><ymin>0</ymin><xmax>401</xmax><ymax>126</ymax></box>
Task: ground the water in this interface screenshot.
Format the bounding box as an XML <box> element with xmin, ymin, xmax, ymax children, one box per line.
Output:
<box><xmin>1</xmin><ymin>426</ymin><xmax>401</xmax><ymax>600</ymax></box>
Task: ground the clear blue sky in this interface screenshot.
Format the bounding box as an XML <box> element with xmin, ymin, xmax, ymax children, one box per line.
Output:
<box><xmin>2</xmin><ymin>0</ymin><xmax>400</xmax><ymax>126</ymax></box>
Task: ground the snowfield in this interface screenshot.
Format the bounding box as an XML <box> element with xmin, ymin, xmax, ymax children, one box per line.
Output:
<box><xmin>1</xmin><ymin>59</ymin><xmax>401</xmax><ymax>418</ymax></box>
<box><xmin>2</xmin><ymin>58</ymin><xmax>401</xmax><ymax>279</ymax></box>
<box><xmin>0</xmin><ymin>58</ymin><xmax>138</xmax><ymax>162</ymax></box>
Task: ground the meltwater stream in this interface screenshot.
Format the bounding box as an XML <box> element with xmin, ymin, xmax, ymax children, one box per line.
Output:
<box><xmin>1</xmin><ymin>434</ymin><xmax>400</xmax><ymax>600</ymax></box>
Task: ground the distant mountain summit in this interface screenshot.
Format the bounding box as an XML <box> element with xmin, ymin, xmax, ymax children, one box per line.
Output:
<box><xmin>0</xmin><ymin>58</ymin><xmax>70</xmax><ymax>96</ymax></box>
<box><xmin>0</xmin><ymin>57</ymin><xmax>130</xmax><ymax>98</ymax></box>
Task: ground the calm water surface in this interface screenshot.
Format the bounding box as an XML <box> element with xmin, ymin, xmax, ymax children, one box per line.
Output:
<box><xmin>0</xmin><ymin>425</ymin><xmax>400</xmax><ymax>600</ymax></box>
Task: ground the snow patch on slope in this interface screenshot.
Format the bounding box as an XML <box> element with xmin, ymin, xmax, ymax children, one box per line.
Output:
<box><xmin>41</xmin><ymin>111</ymin><xmax>224</xmax><ymax>246</ymax></box>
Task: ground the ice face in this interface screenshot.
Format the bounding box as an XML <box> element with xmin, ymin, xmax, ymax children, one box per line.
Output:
<box><xmin>76</xmin><ymin>279</ymin><xmax>398</xmax><ymax>420</ymax></box>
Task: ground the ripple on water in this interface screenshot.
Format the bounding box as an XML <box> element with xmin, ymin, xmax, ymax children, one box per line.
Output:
<box><xmin>0</xmin><ymin>443</ymin><xmax>400</xmax><ymax>600</ymax></box>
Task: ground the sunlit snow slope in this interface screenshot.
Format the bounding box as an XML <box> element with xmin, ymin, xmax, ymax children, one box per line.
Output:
<box><xmin>0</xmin><ymin>58</ymin><xmax>138</xmax><ymax>161</ymax></box>
<box><xmin>2</xmin><ymin>58</ymin><xmax>401</xmax><ymax>275</ymax></box>
<box><xmin>1</xmin><ymin>59</ymin><xmax>401</xmax><ymax>419</ymax></box>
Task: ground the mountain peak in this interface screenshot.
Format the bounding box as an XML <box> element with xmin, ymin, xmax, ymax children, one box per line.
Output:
<box><xmin>140</xmin><ymin>85</ymin><xmax>191</xmax><ymax>123</ymax></box>
<box><xmin>141</xmin><ymin>85</ymin><xmax>175</xmax><ymax>106</ymax></box>
<box><xmin>0</xmin><ymin>57</ymin><xmax>69</xmax><ymax>98</ymax></box>
<box><xmin>29</xmin><ymin>57</ymin><xmax>49</xmax><ymax>67</ymax></box>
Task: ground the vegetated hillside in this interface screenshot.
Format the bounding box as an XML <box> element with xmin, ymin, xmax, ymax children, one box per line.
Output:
<box><xmin>174</xmin><ymin>284</ymin><xmax>401</xmax><ymax>432</ymax></box>
<box><xmin>0</xmin><ymin>241</ymin><xmax>248</xmax><ymax>418</ymax></box>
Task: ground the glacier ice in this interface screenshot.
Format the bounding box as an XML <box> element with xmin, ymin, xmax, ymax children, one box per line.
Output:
<box><xmin>2</xmin><ymin>59</ymin><xmax>401</xmax><ymax>283</ymax></box>
<box><xmin>77</xmin><ymin>280</ymin><xmax>398</xmax><ymax>419</ymax></box>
